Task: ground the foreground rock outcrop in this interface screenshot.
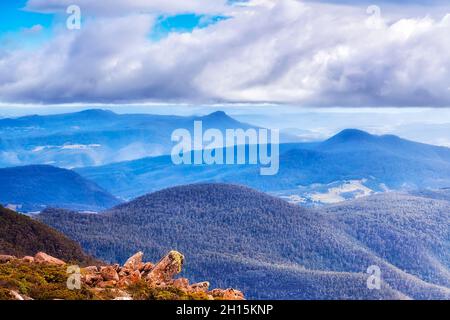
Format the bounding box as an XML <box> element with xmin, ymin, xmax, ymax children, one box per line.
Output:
<box><xmin>0</xmin><ymin>251</ymin><xmax>244</xmax><ymax>301</ymax></box>
<box><xmin>34</xmin><ymin>252</ymin><xmax>66</xmax><ymax>266</ymax></box>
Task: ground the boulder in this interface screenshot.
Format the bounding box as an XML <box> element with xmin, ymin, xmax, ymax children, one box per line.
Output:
<box><xmin>34</xmin><ymin>252</ymin><xmax>65</xmax><ymax>266</ymax></box>
<box><xmin>83</xmin><ymin>274</ymin><xmax>103</xmax><ymax>286</ymax></box>
<box><xmin>118</xmin><ymin>269</ymin><xmax>131</xmax><ymax>277</ymax></box>
<box><xmin>0</xmin><ymin>255</ymin><xmax>16</xmax><ymax>263</ymax></box>
<box><xmin>223</xmin><ymin>289</ymin><xmax>245</xmax><ymax>300</ymax></box>
<box><xmin>118</xmin><ymin>270</ymin><xmax>142</xmax><ymax>288</ymax></box>
<box><xmin>210</xmin><ymin>289</ymin><xmax>245</xmax><ymax>300</ymax></box>
<box><xmin>22</xmin><ymin>256</ymin><xmax>34</xmax><ymax>263</ymax></box>
<box><xmin>114</xmin><ymin>296</ymin><xmax>133</xmax><ymax>300</ymax></box>
<box><xmin>190</xmin><ymin>281</ymin><xmax>210</xmax><ymax>293</ymax></box>
<box><xmin>9</xmin><ymin>290</ymin><xmax>24</xmax><ymax>300</ymax></box>
<box><xmin>123</xmin><ymin>251</ymin><xmax>144</xmax><ymax>271</ymax></box>
<box><xmin>146</xmin><ymin>251</ymin><xmax>184</xmax><ymax>284</ymax></box>
<box><xmin>9</xmin><ymin>290</ymin><xmax>33</xmax><ymax>300</ymax></box>
<box><xmin>112</xmin><ymin>264</ymin><xmax>121</xmax><ymax>272</ymax></box>
<box><xmin>139</xmin><ymin>262</ymin><xmax>154</xmax><ymax>273</ymax></box>
<box><xmin>100</xmin><ymin>266</ymin><xmax>119</xmax><ymax>282</ymax></box>
<box><xmin>111</xmin><ymin>289</ymin><xmax>132</xmax><ymax>300</ymax></box>
<box><xmin>82</xmin><ymin>266</ymin><xmax>98</xmax><ymax>274</ymax></box>
<box><xmin>173</xmin><ymin>278</ymin><xmax>190</xmax><ymax>291</ymax></box>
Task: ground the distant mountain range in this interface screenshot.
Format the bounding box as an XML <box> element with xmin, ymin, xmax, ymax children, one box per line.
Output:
<box><xmin>0</xmin><ymin>165</ymin><xmax>121</xmax><ymax>212</ymax></box>
<box><xmin>76</xmin><ymin>128</ymin><xmax>450</xmax><ymax>203</ymax></box>
<box><xmin>1</xmin><ymin>109</ymin><xmax>449</xmax><ymax>208</ymax></box>
<box><xmin>0</xmin><ymin>109</ymin><xmax>266</xmax><ymax>169</ymax></box>
<box><xmin>38</xmin><ymin>184</ymin><xmax>450</xmax><ymax>300</ymax></box>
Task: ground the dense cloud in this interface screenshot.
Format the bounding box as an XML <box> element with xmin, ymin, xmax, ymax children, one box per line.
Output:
<box><xmin>1</xmin><ymin>0</ymin><xmax>450</xmax><ymax>107</ymax></box>
<box><xmin>25</xmin><ymin>0</ymin><xmax>231</xmax><ymax>15</ymax></box>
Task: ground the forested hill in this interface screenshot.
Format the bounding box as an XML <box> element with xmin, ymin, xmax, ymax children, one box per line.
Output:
<box><xmin>0</xmin><ymin>206</ymin><xmax>97</xmax><ymax>265</ymax></box>
<box><xmin>38</xmin><ymin>184</ymin><xmax>450</xmax><ymax>299</ymax></box>
<box><xmin>0</xmin><ymin>165</ymin><xmax>121</xmax><ymax>212</ymax></box>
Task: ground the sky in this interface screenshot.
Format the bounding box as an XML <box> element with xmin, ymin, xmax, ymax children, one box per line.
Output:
<box><xmin>1</xmin><ymin>0</ymin><xmax>450</xmax><ymax>108</ymax></box>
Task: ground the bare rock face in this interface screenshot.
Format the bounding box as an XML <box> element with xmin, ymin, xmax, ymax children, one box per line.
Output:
<box><xmin>100</xmin><ymin>266</ymin><xmax>120</xmax><ymax>282</ymax></box>
<box><xmin>34</xmin><ymin>252</ymin><xmax>65</xmax><ymax>266</ymax></box>
<box><xmin>123</xmin><ymin>251</ymin><xmax>144</xmax><ymax>271</ymax></box>
<box><xmin>146</xmin><ymin>251</ymin><xmax>184</xmax><ymax>285</ymax></box>
<box><xmin>0</xmin><ymin>255</ymin><xmax>16</xmax><ymax>263</ymax></box>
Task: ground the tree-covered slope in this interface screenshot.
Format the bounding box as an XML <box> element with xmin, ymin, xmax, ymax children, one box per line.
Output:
<box><xmin>0</xmin><ymin>165</ymin><xmax>121</xmax><ymax>212</ymax></box>
<box><xmin>0</xmin><ymin>206</ymin><xmax>96</xmax><ymax>265</ymax></box>
<box><xmin>38</xmin><ymin>184</ymin><xmax>450</xmax><ymax>299</ymax></box>
<box><xmin>322</xmin><ymin>193</ymin><xmax>450</xmax><ymax>289</ymax></box>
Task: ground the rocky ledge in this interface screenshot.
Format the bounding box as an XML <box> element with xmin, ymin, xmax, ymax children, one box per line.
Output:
<box><xmin>0</xmin><ymin>251</ymin><xmax>244</xmax><ymax>301</ymax></box>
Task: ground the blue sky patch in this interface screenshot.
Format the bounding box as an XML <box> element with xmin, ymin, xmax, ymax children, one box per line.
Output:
<box><xmin>0</xmin><ymin>0</ymin><xmax>54</xmax><ymax>49</ymax></box>
<box><xmin>150</xmin><ymin>14</ymin><xmax>229</xmax><ymax>41</ymax></box>
<box><xmin>0</xmin><ymin>0</ymin><xmax>53</xmax><ymax>34</ymax></box>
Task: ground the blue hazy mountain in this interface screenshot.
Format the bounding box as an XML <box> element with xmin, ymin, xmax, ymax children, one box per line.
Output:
<box><xmin>320</xmin><ymin>128</ymin><xmax>450</xmax><ymax>161</ymax></box>
<box><xmin>0</xmin><ymin>165</ymin><xmax>121</xmax><ymax>212</ymax></box>
<box><xmin>76</xmin><ymin>129</ymin><xmax>450</xmax><ymax>201</ymax></box>
<box><xmin>38</xmin><ymin>184</ymin><xmax>450</xmax><ymax>300</ymax></box>
<box><xmin>0</xmin><ymin>109</ymin><xmax>259</xmax><ymax>168</ymax></box>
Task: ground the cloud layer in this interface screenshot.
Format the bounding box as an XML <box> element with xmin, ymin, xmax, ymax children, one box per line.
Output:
<box><xmin>1</xmin><ymin>0</ymin><xmax>450</xmax><ymax>107</ymax></box>
<box><xmin>25</xmin><ymin>0</ymin><xmax>231</xmax><ymax>15</ymax></box>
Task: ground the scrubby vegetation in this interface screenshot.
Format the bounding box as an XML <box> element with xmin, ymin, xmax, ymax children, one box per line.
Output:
<box><xmin>0</xmin><ymin>206</ymin><xmax>97</xmax><ymax>265</ymax></box>
<box><xmin>127</xmin><ymin>281</ymin><xmax>211</xmax><ymax>300</ymax></box>
<box><xmin>0</xmin><ymin>260</ymin><xmax>93</xmax><ymax>300</ymax></box>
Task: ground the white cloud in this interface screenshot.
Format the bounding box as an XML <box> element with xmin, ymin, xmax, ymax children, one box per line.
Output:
<box><xmin>23</xmin><ymin>24</ymin><xmax>44</xmax><ymax>34</ymax></box>
<box><xmin>1</xmin><ymin>0</ymin><xmax>450</xmax><ymax>107</ymax></box>
<box><xmin>25</xmin><ymin>0</ymin><xmax>231</xmax><ymax>15</ymax></box>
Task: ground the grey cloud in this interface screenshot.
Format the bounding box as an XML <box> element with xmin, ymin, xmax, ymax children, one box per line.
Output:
<box><xmin>1</xmin><ymin>0</ymin><xmax>450</xmax><ymax>107</ymax></box>
<box><xmin>25</xmin><ymin>0</ymin><xmax>231</xmax><ymax>15</ymax></box>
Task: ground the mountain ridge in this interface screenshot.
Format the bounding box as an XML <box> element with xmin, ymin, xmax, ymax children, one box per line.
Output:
<box><xmin>0</xmin><ymin>109</ymin><xmax>261</xmax><ymax>168</ymax></box>
<box><xmin>0</xmin><ymin>165</ymin><xmax>121</xmax><ymax>212</ymax></box>
<box><xmin>76</xmin><ymin>129</ymin><xmax>450</xmax><ymax>201</ymax></box>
